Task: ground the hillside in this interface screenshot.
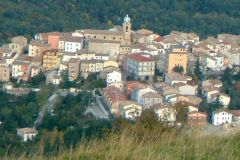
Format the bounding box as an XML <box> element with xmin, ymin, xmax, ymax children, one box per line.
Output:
<box><xmin>0</xmin><ymin>0</ymin><xmax>240</xmax><ymax>44</ymax></box>
<box><xmin>4</xmin><ymin>125</ymin><xmax>240</xmax><ymax>160</ymax></box>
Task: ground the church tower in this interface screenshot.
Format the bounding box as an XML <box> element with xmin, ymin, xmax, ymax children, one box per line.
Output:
<box><xmin>123</xmin><ymin>15</ymin><xmax>131</xmax><ymax>44</ymax></box>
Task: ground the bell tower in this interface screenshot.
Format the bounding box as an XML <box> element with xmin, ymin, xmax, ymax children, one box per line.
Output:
<box><xmin>123</xmin><ymin>14</ymin><xmax>131</xmax><ymax>44</ymax></box>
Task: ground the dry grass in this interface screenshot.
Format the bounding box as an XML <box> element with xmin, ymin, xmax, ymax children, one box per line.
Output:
<box><xmin>3</xmin><ymin>127</ymin><xmax>240</xmax><ymax>160</ymax></box>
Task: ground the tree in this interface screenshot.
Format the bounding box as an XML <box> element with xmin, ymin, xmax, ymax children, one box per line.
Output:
<box><xmin>174</xmin><ymin>102</ymin><xmax>188</xmax><ymax>125</ymax></box>
<box><xmin>138</xmin><ymin>109</ymin><xmax>159</xmax><ymax>130</ymax></box>
<box><xmin>28</xmin><ymin>71</ymin><xmax>46</xmax><ymax>87</ymax></box>
<box><xmin>221</xmin><ymin>67</ymin><xmax>233</xmax><ymax>94</ymax></box>
<box><xmin>194</xmin><ymin>58</ymin><xmax>204</xmax><ymax>81</ymax></box>
<box><xmin>173</xmin><ymin>66</ymin><xmax>184</xmax><ymax>74</ymax></box>
<box><xmin>59</xmin><ymin>70</ymin><xmax>72</xmax><ymax>89</ymax></box>
<box><xmin>204</xmin><ymin>96</ymin><xmax>223</xmax><ymax>122</ymax></box>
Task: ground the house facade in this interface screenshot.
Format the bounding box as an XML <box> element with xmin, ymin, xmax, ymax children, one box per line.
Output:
<box><xmin>187</xmin><ymin>111</ymin><xmax>207</xmax><ymax>127</ymax></box>
<box><xmin>126</xmin><ymin>53</ymin><xmax>155</xmax><ymax>81</ymax></box>
<box><xmin>212</xmin><ymin>110</ymin><xmax>233</xmax><ymax>126</ymax></box>
<box><xmin>106</xmin><ymin>70</ymin><xmax>122</xmax><ymax>85</ymax></box>
<box><xmin>17</xmin><ymin>128</ymin><xmax>38</xmax><ymax>142</ymax></box>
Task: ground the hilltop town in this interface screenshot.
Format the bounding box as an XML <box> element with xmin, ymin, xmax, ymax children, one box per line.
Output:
<box><xmin>1</xmin><ymin>15</ymin><xmax>240</xmax><ymax>142</ymax></box>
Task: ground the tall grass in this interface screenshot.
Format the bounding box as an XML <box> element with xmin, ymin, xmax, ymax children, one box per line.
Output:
<box><xmin>4</xmin><ymin>125</ymin><xmax>240</xmax><ymax>160</ymax></box>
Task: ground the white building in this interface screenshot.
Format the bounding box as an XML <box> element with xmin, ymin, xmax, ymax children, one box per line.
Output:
<box><xmin>59</xmin><ymin>36</ymin><xmax>83</xmax><ymax>53</ymax></box>
<box><xmin>153</xmin><ymin>105</ymin><xmax>176</xmax><ymax>123</ymax></box>
<box><xmin>210</xmin><ymin>93</ymin><xmax>231</xmax><ymax>107</ymax></box>
<box><xmin>131</xmin><ymin>86</ymin><xmax>156</xmax><ymax>105</ymax></box>
<box><xmin>202</xmin><ymin>79</ymin><xmax>222</xmax><ymax>89</ymax></box>
<box><xmin>212</xmin><ymin>110</ymin><xmax>232</xmax><ymax>126</ymax></box>
<box><xmin>94</xmin><ymin>54</ymin><xmax>110</xmax><ymax>61</ymax></box>
<box><xmin>174</xmin><ymin>84</ymin><xmax>197</xmax><ymax>96</ymax></box>
<box><xmin>119</xmin><ymin>101</ymin><xmax>142</xmax><ymax>120</ymax></box>
<box><xmin>106</xmin><ymin>71</ymin><xmax>122</xmax><ymax>85</ymax></box>
<box><xmin>17</xmin><ymin>128</ymin><xmax>38</xmax><ymax>142</ymax></box>
<box><xmin>126</xmin><ymin>53</ymin><xmax>155</xmax><ymax>81</ymax></box>
<box><xmin>164</xmin><ymin>72</ymin><xmax>192</xmax><ymax>86</ymax></box>
<box><xmin>205</xmin><ymin>56</ymin><xmax>224</xmax><ymax>71</ymax></box>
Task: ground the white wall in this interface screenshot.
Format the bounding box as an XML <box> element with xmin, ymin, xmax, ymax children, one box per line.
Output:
<box><xmin>106</xmin><ymin>71</ymin><xmax>122</xmax><ymax>85</ymax></box>
<box><xmin>178</xmin><ymin>85</ymin><xmax>197</xmax><ymax>96</ymax></box>
<box><xmin>212</xmin><ymin>111</ymin><xmax>232</xmax><ymax>126</ymax></box>
<box><xmin>65</xmin><ymin>42</ymin><xmax>82</xmax><ymax>52</ymax></box>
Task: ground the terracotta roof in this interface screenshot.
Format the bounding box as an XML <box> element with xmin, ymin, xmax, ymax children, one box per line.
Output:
<box><xmin>142</xmin><ymin>92</ymin><xmax>162</xmax><ymax>98</ymax></box>
<box><xmin>188</xmin><ymin>111</ymin><xmax>207</xmax><ymax>116</ymax></box>
<box><xmin>11</xmin><ymin>36</ymin><xmax>27</xmax><ymax>45</ymax></box>
<box><xmin>165</xmin><ymin>72</ymin><xmax>192</xmax><ymax>82</ymax></box>
<box><xmin>103</xmin><ymin>86</ymin><xmax>127</xmax><ymax>103</ymax></box>
<box><xmin>230</xmin><ymin>110</ymin><xmax>240</xmax><ymax>117</ymax></box>
<box><xmin>149</xmin><ymin>103</ymin><xmax>174</xmax><ymax>110</ymax></box>
<box><xmin>43</xmin><ymin>49</ymin><xmax>59</xmax><ymax>56</ymax></box>
<box><xmin>153</xmin><ymin>36</ymin><xmax>164</xmax><ymax>42</ymax></box>
<box><xmin>60</xmin><ymin>36</ymin><xmax>83</xmax><ymax>42</ymax></box>
<box><xmin>128</xmin><ymin>53</ymin><xmax>153</xmax><ymax>62</ymax></box>
<box><xmin>30</xmin><ymin>39</ymin><xmax>49</xmax><ymax>47</ymax></box>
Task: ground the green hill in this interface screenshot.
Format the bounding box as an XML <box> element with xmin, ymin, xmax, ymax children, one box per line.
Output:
<box><xmin>0</xmin><ymin>0</ymin><xmax>240</xmax><ymax>44</ymax></box>
<box><xmin>4</xmin><ymin>125</ymin><xmax>240</xmax><ymax>160</ymax></box>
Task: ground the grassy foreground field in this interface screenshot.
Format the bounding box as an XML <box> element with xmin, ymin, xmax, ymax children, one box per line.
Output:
<box><xmin>4</xmin><ymin>125</ymin><xmax>240</xmax><ymax>160</ymax></box>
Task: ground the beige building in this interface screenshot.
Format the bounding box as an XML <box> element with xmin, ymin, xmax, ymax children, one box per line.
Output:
<box><xmin>83</xmin><ymin>29</ymin><xmax>123</xmax><ymax>42</ymax></box>
<box><xmin>78</xmin><ymin>15</ymin><xmax>131</xmax><ymax>46</ymax></box>
<box><xmin>88</xmin><ymin>39</ymin><xmax>121</xmax><ymax>59</ymax></box>
<box><xmin>78</xmin><ymin>50</ymin><xmax>96</xmax><ymax>60</ymax></box>
<box><xmin>29</xmin><ymin>39</ymin><xmax>50</xmax><ymax>57</ymax></box>
<box><xmin>165</xmin><ymin>47</ymin><xmax>188</xmax><ymax>74</ymax></box>
<box><xmin>142</xmin><ymin>92</ymin><xmax>162</xmax><ymax>108</ymax></box>
<box><xmin>126</xmin><ymin>53</ymin><xmax>155</xmax><ymax>81</ymax></box>
<box><xmin>42</xmin><ymin>49</ymin><xmax>61</xmax><ymax>71</ymax></box>
<box><xmin>0</xmin><ymin>63</ymin><xmax>10</xmax><ymax>82</ymax></box>
<box><xmin>31</xmin><ymin>65</ymin><xmax>41</xmax><ymax>77</ymax></box>
<box><xmin>80</xmin><ymin>59</ymin><xmax>104</xmax><ymax>78</ymax></box>
<box><xmin>81</xmin><ymin>15</ymin><xmax>132</xmax><ymax>58</ymax></box>
<box><xmin>9</xmin><ymin>36</ymin><xmax>28</xmax><ymax>54</ymax></box>
<box><xmin>68</xmin><ymin>58</ymin><xmax>81</xmax><ymax>81</ymax></box>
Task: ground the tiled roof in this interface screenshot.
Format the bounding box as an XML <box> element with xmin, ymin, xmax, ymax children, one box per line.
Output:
<box><xmin>82</xmin><ymin>29</ymin><xmax>123</xmax><ymax>36</ymax></box>
<box><xmin>153</xmin><ymin>36</ymin><xmax>164</xmax><ymax>42</ymax></box>
<box><xmin>230</xmin><ymin>110</ymin><xmax>240</xmax><ymax>117</ymax></box>
<box><xmin>30</xmin><ymin>39</ymin><xmax>49</xmax><ymax>47</ymax></box>
<box><xmin>103</xmin><ymin>86</ymin><xmax>127</xmax><ymax>103</ymax></box>
<box><xmin>60</xmin><ymin>36</ymin><xmax>83</xmax><ymax>42</ymax></box>
<box><xmin>188</xmin><ymin>111</ymin><xmax>207</xmax><ymax>116</ymax></box>
<box><xmin>128</xmin><ymin>53</ymin><xmax>153</xmax><ymax>62</ymax></box>
<box><xmin>165</xmin><ymin>72</ymin><xmax>192</xmax><ymax>82</ymax></box>
<box><xmin>142</xmin><ymin>92</ymin><xmax>162</xmax><ymax>98</ymax></box>
<box><xmin>17</xmin><ymin>128</ymin><xmax>38</xmax><ymax>134</ymax></box>
<box><xmin>89</xmin><ymin>39</ymin><xmax>121</xmax><ymax>44</ymax></box>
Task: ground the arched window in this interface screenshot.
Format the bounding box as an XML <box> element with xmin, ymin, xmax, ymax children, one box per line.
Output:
<box><xmin>126</xmin><ymin>26</ymin><xmax>128</xmax><ymax>32</ymax></box>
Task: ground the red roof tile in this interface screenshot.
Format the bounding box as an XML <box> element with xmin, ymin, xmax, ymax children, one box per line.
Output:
<box><xmin>153</xmin><ymin>36</ymin><xmax>164</xmax><ymax>42</ymax></box>
<box><xmin>128</xmin><ymin>53</ymin><xmax>153</xmax><ymax>62</ymax></box>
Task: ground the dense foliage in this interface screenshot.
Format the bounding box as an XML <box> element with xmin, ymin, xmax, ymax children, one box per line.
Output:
<box><xmin>1</xmin><ymin>0</ymin><xmax>240</xmax><ymax>44</ymax></box>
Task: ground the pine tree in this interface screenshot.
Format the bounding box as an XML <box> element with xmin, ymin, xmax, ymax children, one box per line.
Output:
<box><xmin>194</xmin><ymin>58</ymin><xmax>204</xmax><ymax>81</ymax></box>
